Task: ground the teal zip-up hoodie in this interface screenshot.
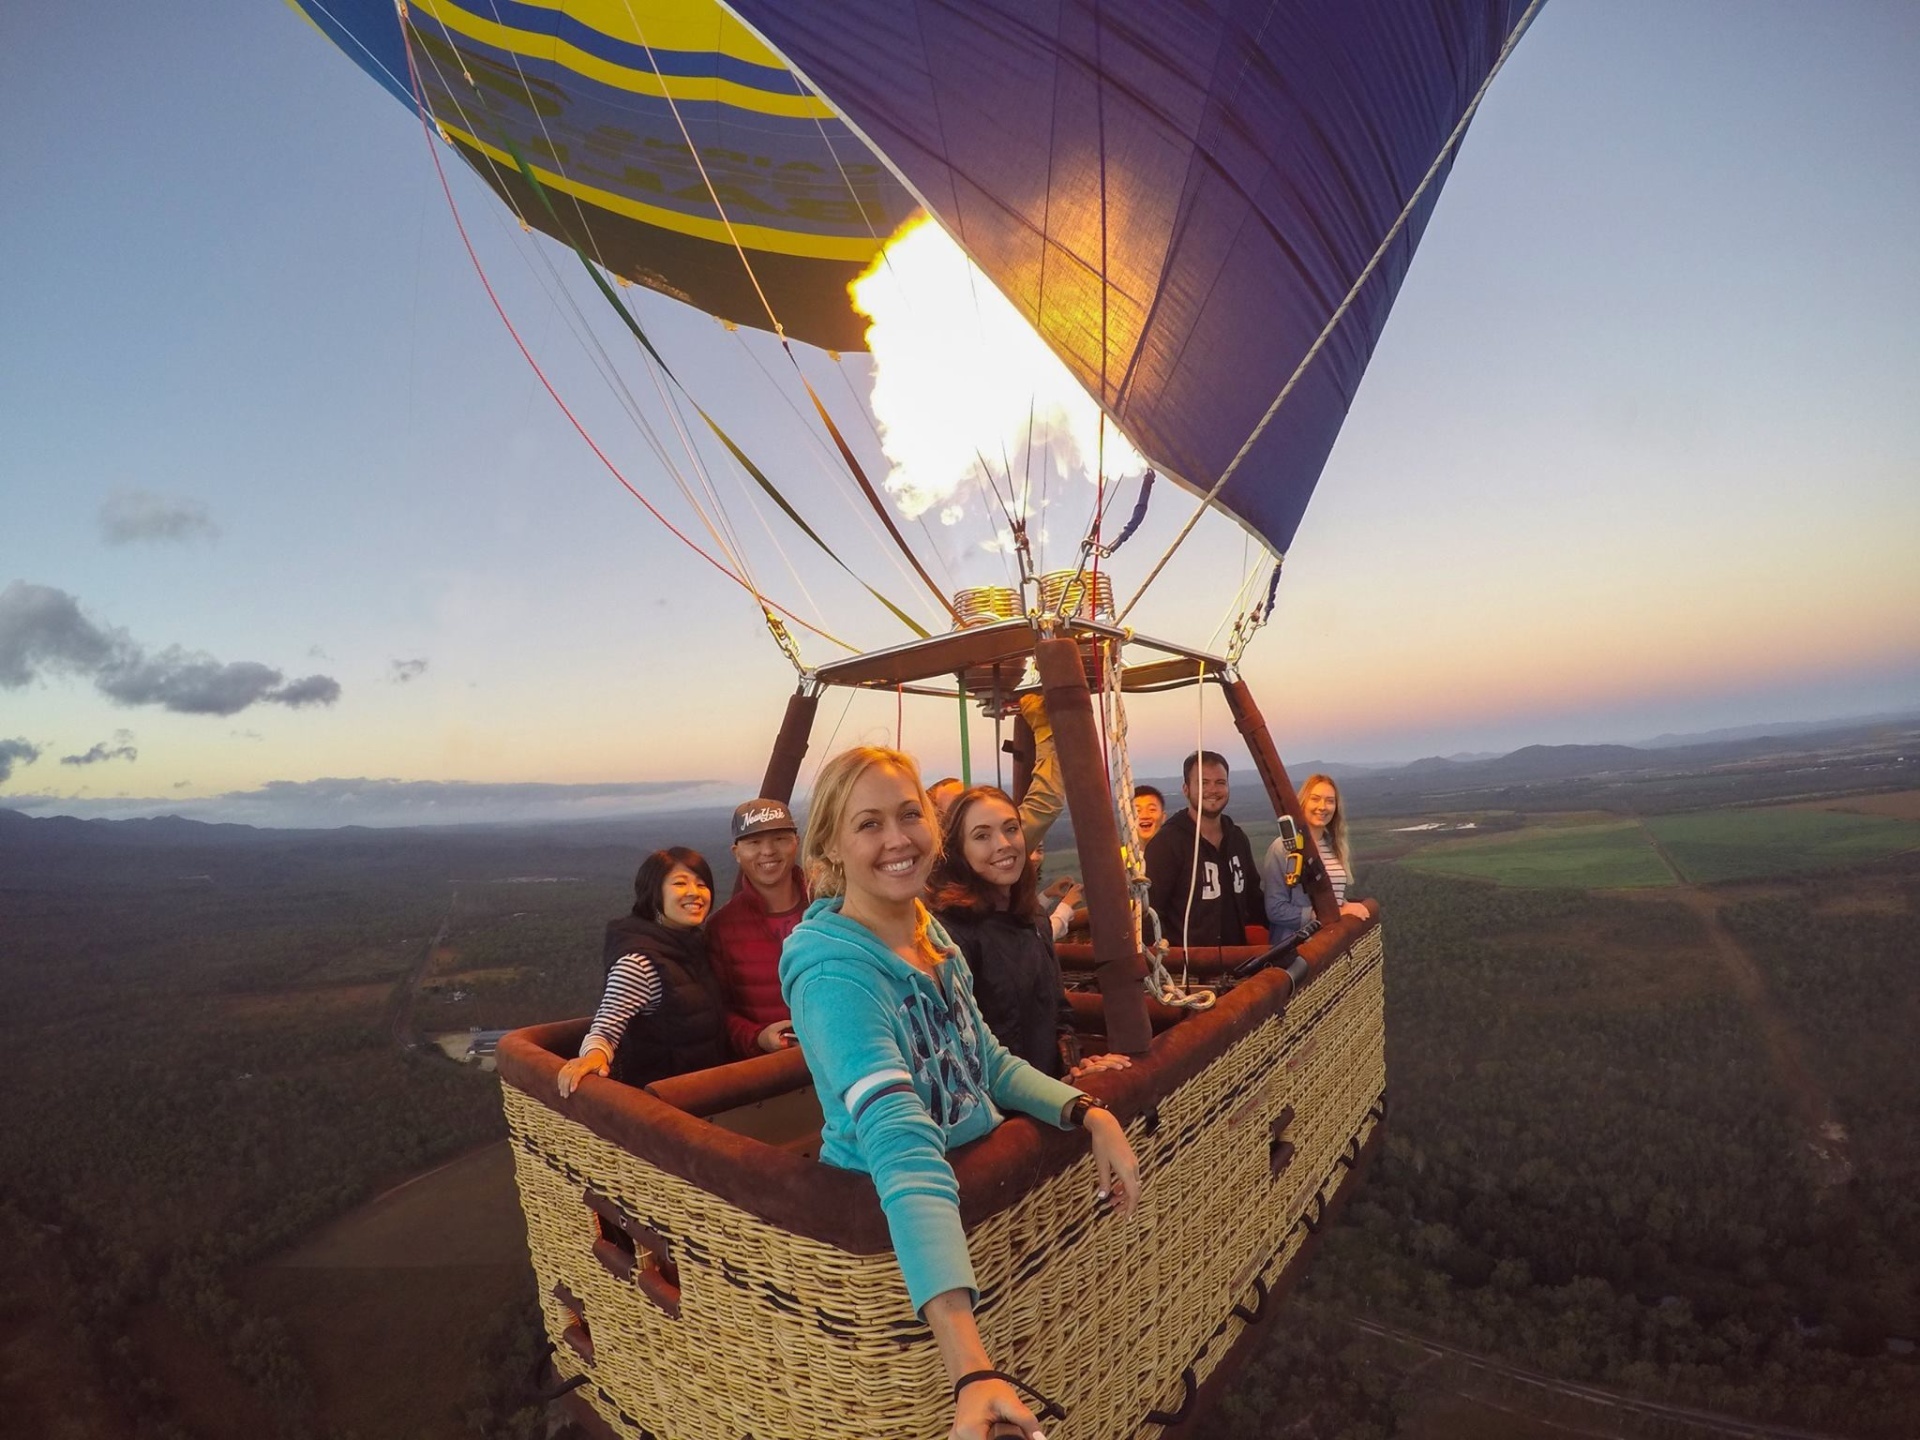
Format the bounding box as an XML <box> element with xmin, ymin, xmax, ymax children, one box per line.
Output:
<box><xmin>780</xmin><ymin>896</ymin><xmax>1081</xmax><ymax>1313</ymax></box>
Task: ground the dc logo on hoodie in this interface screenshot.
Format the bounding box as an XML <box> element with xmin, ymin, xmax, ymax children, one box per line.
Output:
<box><xmin>899</xmin><ymin>989</ymin><xmax>986</xmax><ymax>1129</ymax></box>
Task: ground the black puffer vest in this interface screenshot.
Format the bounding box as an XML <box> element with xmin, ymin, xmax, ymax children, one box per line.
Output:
<box><xmin>935</xmin><ymin>906</ymin><xmax>1074</xmax><ymax>1078</ymax></box>
<box><xmin>601</xmin><ymin>915</ymin><xmax>728</xmax><ymax>1086</ymax></box>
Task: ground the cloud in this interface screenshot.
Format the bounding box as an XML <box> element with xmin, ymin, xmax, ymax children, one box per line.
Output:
<box><xmin>0</xmin><ymin>583</ymin><xmax>116</xmax><ymax>686</ymax></box>
<box><xmin>61</xmin><ymin>730</ymin><xmax>138</xmax><ymax>767</ymax></box>
<box><xmin>269</xmin><ymin>674</ymin><xmax>343</xmax><ymax>707</ymax></box>
<box><xmin>0</xmin><ymin>776</ymin><xmax>726</xmax><ymax>827</ymax></box>
<box><xmin>0</xmin><ymin>582</ymin><xmax>341</xmax><ymax>717</ymax></box>
<box><xmin>0</xmin><ymin>739</ymin><xmax>42</xmax><ymax>785</ymax></box>
<box><xmin>98</xmin><ymin>490</ymin><xmax>219</xmax><ymax>545</ymax></box>
<box><xmin>389</xmin><ymin>658</ymin><xmax>429</xmax><ymax>684</ymax></box>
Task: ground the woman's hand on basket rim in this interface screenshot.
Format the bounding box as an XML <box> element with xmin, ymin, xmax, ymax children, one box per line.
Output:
<box><xmin>1338</xmin><ymin>901</ymin><xmax>1370</xmax><ymax>921</ymax></box>
<box><xmin>1086</xmin><ymin>1107</ymin><xmax>1141</xmax><ymax>1217</ymax></box>
<box><xmin>953</xmin><ymin>1377</ymin><xmax>1044</xmax><ymax>1440</ymax></box>
<box><xmin>556</xmin><ymin>1050</ymin><xmax>609</xmax><ymax>1098</ymax></box>
<box><xmin>1066</xmin><ymin>1051</ymin><xmax>1131</xmax><ymax>1081</ymax></box>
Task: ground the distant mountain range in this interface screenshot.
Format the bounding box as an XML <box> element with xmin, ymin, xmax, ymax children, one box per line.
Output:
<box><xmin>5</xmin><ymin>711</ymin><xmax>1916</xmax><ymax>841</ymax></box>
<box><xmin>1076</xmin><ymin>712</ymin><xmax>1919</xmax><ymax>836</ymax></box>
<box><xmin>1631</xmin><ymin>709</ymin><xmax>1920</xmax><ymax>748</ymax></box>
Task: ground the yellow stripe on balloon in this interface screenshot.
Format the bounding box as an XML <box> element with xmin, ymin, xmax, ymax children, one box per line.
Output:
<box><xmin>411</xmin><ymin>0</ymin><xmax>836</xmax><ymax>119</ymax></box>
<box><xmin>444</xmin><ymin>121</ymin><xmax>887</xmax><ymax>262</ymax></box>
<box><xmin>505</xmin><ymin>0</ymin><xmax>793</xmax><ymax>72</ymax></box>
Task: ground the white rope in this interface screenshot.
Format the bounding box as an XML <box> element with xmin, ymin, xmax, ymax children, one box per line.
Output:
<box><xmin>1145</xmin><ymin>659</ymin><xmax>1216</xmax><ymax>1011</ymax></box>
<box><xmin>1116</xmin><ymin>0</ymin><xmax>1548</xmax><ymax>622</ymax></box>
<box><xmin>403</xmin><ymin>17</ymin><xmax>770</xmax><ymax>593</ymax></box>
<box><xmin>1103</xmin><ymin>648</ymin><xmax>1213</xmax><ymax>1011</ymax></box>
<box><xmin>1103</xmin><ymin>641</ymin><xmax>1147</xmax><ymax>940</ymax></box>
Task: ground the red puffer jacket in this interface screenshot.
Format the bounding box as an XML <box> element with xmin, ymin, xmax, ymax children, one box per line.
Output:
<box><xmin>708</xmin><ymin>868</ymin><xmax>806</xmax><ymax>1057</ymax></box>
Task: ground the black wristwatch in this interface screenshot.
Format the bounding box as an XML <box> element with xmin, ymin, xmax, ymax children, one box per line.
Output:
<box><xmin>1066</xmin><ymin>1093</ymin><xmax>1109</xmax><ymax>1128</ymax></box>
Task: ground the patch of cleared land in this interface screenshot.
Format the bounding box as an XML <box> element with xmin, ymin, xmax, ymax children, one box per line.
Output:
<box><xmin>133</xmin><ymin>1144</ymin><xmax>541</xmax><ymax>1440</ymax></box>
<box><xmin>145</xmin><ymin>1143</ymin><xmax>531</xmax><ymax>1440</ymax></box>
<box><xmin>252</xmin><ymin>1143</ymin><xmax>530</xmax><ymax>1440</ymax></box>
<box><xmin>1646</xmin><ymin>806</ymin><xmax>1920</xmax><ymax>884</ymax></box>
<box><xmin>217</xmin><ymin>981</ymin><xmax>391</xmax><ymax>1022</ymax></box>
<box><xmin>1794</xmin><ymin>786</ymin><xmax>1920</xmax><ymax>821</ymax></box>
<box><xmin>1398</xmin><ymin>819</ymin><xmax>1675</xmax><ymax>889</ymax></box>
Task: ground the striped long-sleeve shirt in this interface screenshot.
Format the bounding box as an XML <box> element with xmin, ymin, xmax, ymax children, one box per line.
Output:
<box><xmin>1321</xmin><ymin>846</ymin><xmax>1350</xmax><ymax>906</ymax></box>
<box><xmin>579</xmin><ymin>952</ymin><xmax>663</xmax><ymax>1062</ymax></box>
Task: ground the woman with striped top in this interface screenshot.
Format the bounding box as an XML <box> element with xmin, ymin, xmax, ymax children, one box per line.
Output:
<box><xmin>556</xmin><ymin>847</ymin><xmax>729</xmax><ymax>1097</ymax></box>
<box><xmin>1261</xmin><ymin>773</ymin><xmax>1371</xmax><ymax>943</ymax></box>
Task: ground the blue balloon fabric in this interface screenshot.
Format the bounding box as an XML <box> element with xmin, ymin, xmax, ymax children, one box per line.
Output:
<box><xmin>726</xmin><ymin>0</ymin><xmax>1539</xmax><ymax>553</ymax></box>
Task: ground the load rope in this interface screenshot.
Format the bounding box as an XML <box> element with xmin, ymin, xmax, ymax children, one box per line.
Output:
<box><xmin>395</xmin><ymin>16</ymin><xmax>857</xmax><ymax>656</ymax></box>
<box><xmin>1225</xmin><ymin>556</ymin><xmax>1286</xmax><ymax>666</ymax></box>
<box><xmin>1115</xmin><ymin>0</ymin><xmax>1548</xmax><ymax>623</ymax></box>
<box><xmin>1103</xmin><ymin>643</ymin><xmax>1214</xmax><ymax>1012</ymax></box>
<box><xmin>398</xmin><ymin>10</ymin><xmax>770</xmax><ymax>596</ymax></box>
<box><xmin>611</xmin><ymin>0</ymin><xmax>959</xmax><ymax>624</ymax></box>
<box><xmin>400</xmin><ymin>16</ymin><xmax>934</xmax><ymax>644</ymax></box>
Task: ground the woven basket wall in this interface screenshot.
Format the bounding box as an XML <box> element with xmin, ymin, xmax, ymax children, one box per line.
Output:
<box><xmin>506</xmin><ymin>926</ymin><xmax>1386</xmax><ymax>1439</ymax></box>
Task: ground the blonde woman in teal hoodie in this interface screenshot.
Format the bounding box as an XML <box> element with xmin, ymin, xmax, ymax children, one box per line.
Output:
<box><xmin>781</xmin><ymin>745</ymin><xmax>1139</xmax><ymax>1440</ymax></box>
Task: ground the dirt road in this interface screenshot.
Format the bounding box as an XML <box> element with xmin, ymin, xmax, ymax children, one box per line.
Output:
<box><xmin>386</xmin><ymin>889</ymin><xmax>457</xmax><ymax>1047</ymax></box>
<box><xmin>1631</xmin><ymin>824</ymin><xmax>1853</xmax><ymax>1188</ymax></box>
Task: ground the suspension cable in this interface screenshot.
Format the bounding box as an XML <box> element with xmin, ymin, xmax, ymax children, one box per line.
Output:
<box><xmin>402</xmin><ymin>16</ymin><xmax>766</xmax><ymax>590</ymax></box>
<box><xmin>612</xmin><ymin>0</ymin><xmax>957</xmax><ymax>621</ymax></box>
<box><xmin>395</xmin><ymin>10</ymin><xmax>853</xmax><ymax>654</ymax></box>
<box><xmin>1116</xmin><ymin>0</ymin><xmax>1547</xmax><ymax>622</ymax></box>
<box><xmin>399</xmin><ymin>9</ymin><xmax>929</xmax><ymax>643</ymax></box>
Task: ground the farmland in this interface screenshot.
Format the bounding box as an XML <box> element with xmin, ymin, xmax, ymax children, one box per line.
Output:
<box><xmin>1647</xmin><ymin>807</ymin><xmax>1920</xmax><ymax>884</ymax></box>
<box><xmin>1389</xmin><ymin>799</ymin><xmax>1920</xmax><ymax>891</ymax></box>
<box><xmin>1397</xmin><ymin>817</ymin><xmax>1675</xmax><ymax>889</ymax></box>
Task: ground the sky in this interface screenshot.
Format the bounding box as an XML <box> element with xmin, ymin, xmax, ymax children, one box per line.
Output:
<box><xmin>2</xmin><ymin>1</ymin><xmax>1917</xmax><ymax>827</ymax></box>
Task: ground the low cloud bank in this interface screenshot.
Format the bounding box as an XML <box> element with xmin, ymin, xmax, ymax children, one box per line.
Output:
<box><xmin>0</xmin><ymin>582</ymin><xmax>340</xmax><ymax>716</ymax></box>
<box><xmin>1</xmin><ymin>776</ymin><xmax>726</xmax><ymax>828</ymax></box>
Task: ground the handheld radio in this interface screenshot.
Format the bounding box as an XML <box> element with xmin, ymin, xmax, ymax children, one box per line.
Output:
<box><xmin>1274</xmin><ymin>813</ymin><xmax>1305</xmax><ymax>887</ymax></box>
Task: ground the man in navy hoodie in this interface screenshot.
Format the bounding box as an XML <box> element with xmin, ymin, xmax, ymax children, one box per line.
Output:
<box><xmin>1145</xmin><ymin>750</ymin><xmax>1265</xmax><ymax>949</ymax></box>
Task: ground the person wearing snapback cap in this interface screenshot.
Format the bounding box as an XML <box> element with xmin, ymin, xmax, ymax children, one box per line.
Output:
<box><xmin>709</xmin><ymin>797</ymin><xmax>807</xmax><ymax>1055</ymax></box>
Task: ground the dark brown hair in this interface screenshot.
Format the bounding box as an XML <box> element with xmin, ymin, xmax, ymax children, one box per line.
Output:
<box><xmin>1182</xmin><ymin>749</ymin><xmax>1229</xmax><ymax>784</ymax></box>
<box><xmin>631</xmin><ymin>846</ymin><xmax>714</xmax><ymax>922</ymax></box>
<box><xmin>929</xmin><ymin>786</ymin><xmax>1041</xmax><ymax>920</ymax></box>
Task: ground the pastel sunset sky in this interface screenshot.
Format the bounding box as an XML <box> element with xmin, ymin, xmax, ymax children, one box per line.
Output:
<box><xmin>3</xmin><ymin>1</ymin><xmax>1915</xmax><ymax>826</ymax></box>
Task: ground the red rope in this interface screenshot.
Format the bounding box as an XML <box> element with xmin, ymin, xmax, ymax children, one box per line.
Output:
<box><xmin>397</xmin><ymin>22</ymin><xmax>848</xmax><ymax>651</ymax></box>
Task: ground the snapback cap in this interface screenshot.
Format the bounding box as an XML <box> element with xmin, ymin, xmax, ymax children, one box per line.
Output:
<box><xmin>732</xmin><ymin>798</ymin><xmax>796</xmax><ymax>840</ymax></box>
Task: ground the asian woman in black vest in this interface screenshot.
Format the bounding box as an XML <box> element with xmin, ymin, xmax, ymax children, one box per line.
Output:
<box><xmin>556</xmin><ymin>847</ymin><xmax>730</xmax><ymax>1096</ymax></box>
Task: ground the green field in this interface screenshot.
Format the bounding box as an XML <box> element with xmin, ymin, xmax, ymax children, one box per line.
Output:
<box><xmin>1390</xmin><ymin>804</ymin><xmax>1920</xmax><ymax>890</ymax></box>
<box><xmin>1397</xmin><ymin>820</ymin><xmax>1676</xmax><ymax>889</ymax></box>
<box><xmin>1646</xmin><ymin>807</ymin><xmax>1920</xmax><ymax>884</ymax></box>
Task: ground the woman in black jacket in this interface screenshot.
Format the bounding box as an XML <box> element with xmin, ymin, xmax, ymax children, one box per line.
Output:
<box><xmin>929</xmin><ymin>786</ymin><xmax>1128</xmax><ymax>1081</ymax></box>
<box><xmin>556</xmin><ymin>846</ymin><xmax>729</xmax><ymax>1096</ymax></box>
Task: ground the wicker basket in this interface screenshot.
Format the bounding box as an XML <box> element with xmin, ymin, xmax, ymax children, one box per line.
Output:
<box><xmin>499</xmin><ymin>919</ymin><xmax>1386</xmax><ymax>1439</ymax></box>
